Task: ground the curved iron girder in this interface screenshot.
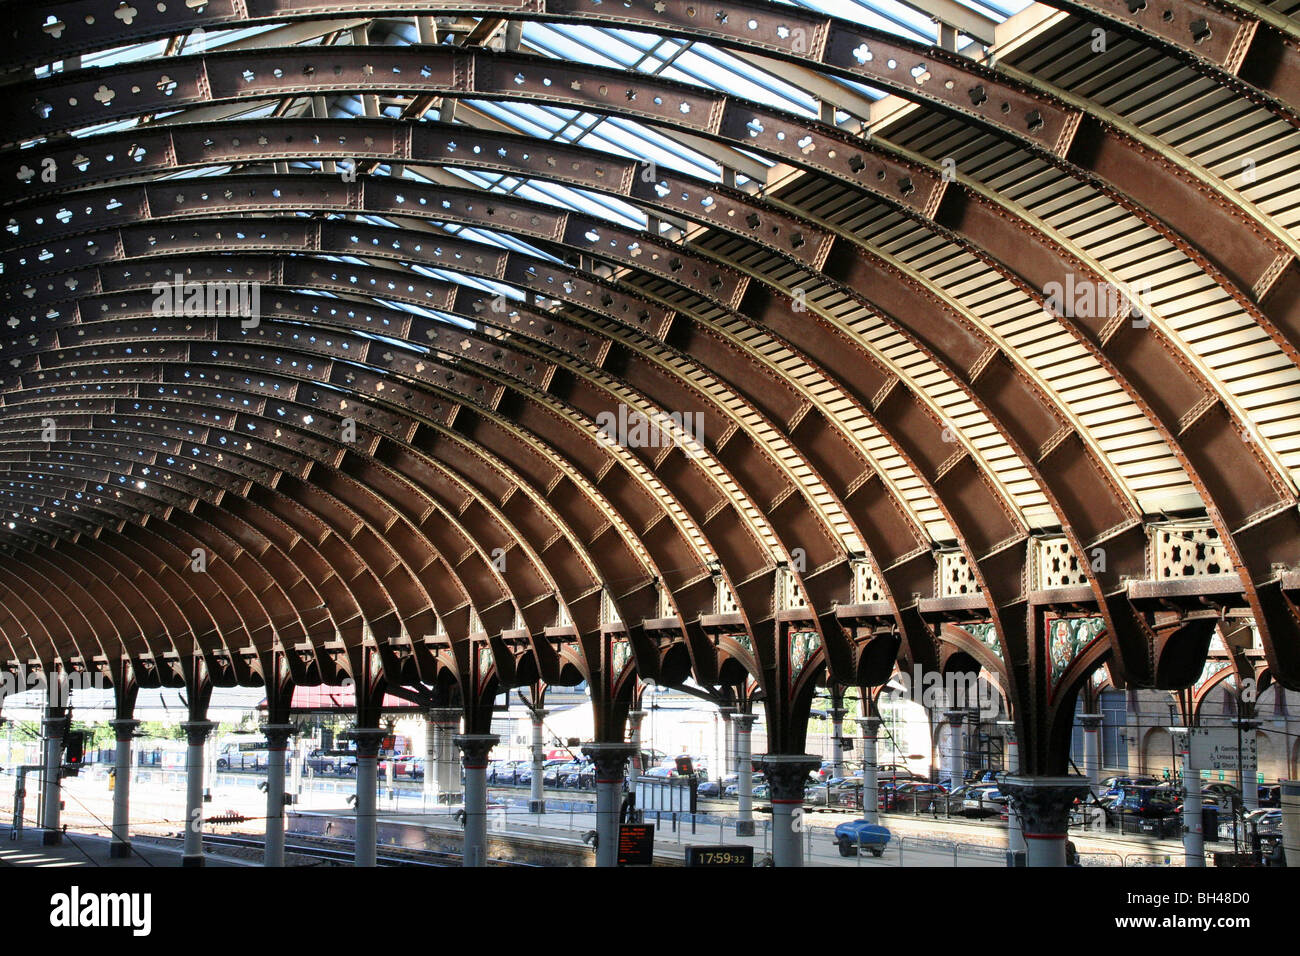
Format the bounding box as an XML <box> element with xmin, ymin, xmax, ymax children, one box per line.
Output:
<box><xmin>7</xmin><ymin>228</ymin><xmax>1289</xmax><ymax>702</ymax></box>
<box><xmin>7</xmin><ymin>243</ymin><xmax>956</xmax><ymax>686</ymax></box>
<box><xmin>2</xmin><ymin>95</ymin><xmax>1279</xmax><ymax>561</ymax></box>
<box><xmin>0</xmin><ymin>487</ymin><xmax>316</xmax><ymax>688</ymax></box>
<box><xmin>0</xmin><ymin>116</ymin><xmax>1133</xmax><ymax>528</ymax></box>
<box><xmin>0</xmin><ymin>178</ymin><xmax>1170</xmax><ymax>689</ymax></box>
<box><xmin>0</xmin><ymin>361</ymin><xmax>722</xmax><ymax>691</ymax></box>
<box><xmin>0</xmin><ymin>395</ymin><xmax>456</xmax><ymax>661</ymax></box>
<box><xmin>5</xmin><ymin>263</ymin><xmax>885</xmax><ymax>657</ymax></box>
<box><xmin>2</xmin><ymin>24</ymin><xmax>1289</xmax><ymax>717</ymax></box>
<box><xmin>2</xmin><ymin>191</ymin><xmax>1024</xmax><ymax>580</ymax></box>
<box><xmin>0</xmin><ymin>470</ymin><xmax>307</xmax><ymax>663</ymax></box>
<box><xmin>2</xmin><ymin>287</ymin><xmax>935</xmax><ymax>749</ymax></box>
<box><xmin>0</xmin><ymin>416</ymin><xmax>483</xmax><ymax>691</ymax></box>
<box><xmin>4</xmin><ymin>212</ymin><xmax>938</xmax><ymax>664</ymax></box>
<box><xmin>68</xmin><ymin>307</ymin><xmax>850</xmax><ymax>687</ymax></box>
<box><xmin>1043</xmin><ymin>0</ymin><xmax>1300</xmax><ymax>123</ymax></box>
<box><xmin>4</xmin><ymin>93</ymin><xmax>1286</xmax><ymax>558</ymax></box>
<box><xmin>0</xmin><ymin>447</ymin><xmax>352</xmax><ymax>659</ymax></box>
<box><xmin>3</xmin><ymin>109</ymin><xmax>1291</xmax><ymax>611</ymax></box>
<box><xmin>7</xmin><ymin>13</ymin><xmax>1298</xmax><ymax>371</ymax></box>
<box><xmin>5</xmin><ymin>317</ymin><xmax>821</xmax><ymax>697</ymax></box>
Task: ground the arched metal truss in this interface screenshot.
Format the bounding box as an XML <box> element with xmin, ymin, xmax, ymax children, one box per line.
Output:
<box><xmin>2</xmin><ymin>0</ymin><xmax>1299</xmax><ymax>772</ymax></box>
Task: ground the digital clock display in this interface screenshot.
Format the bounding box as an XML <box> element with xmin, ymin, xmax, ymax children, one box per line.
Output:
<box><xmin>685</xmin><ymin>845</ymin><xmax>754</xmax><ymax>867</ymax></box>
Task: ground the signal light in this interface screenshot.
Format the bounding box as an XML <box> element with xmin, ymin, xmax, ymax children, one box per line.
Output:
<box><xmin>62</xmin><ymin>730</ymin><xmax>85</xmax><ymax>776</ymax></box>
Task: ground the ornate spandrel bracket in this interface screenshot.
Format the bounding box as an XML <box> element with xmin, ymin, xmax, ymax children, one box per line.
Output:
<box><xmin>760</xmin><ymin>754</ymin><xmax>822</xmax><ymax>802</ymax></box>
<box><xmin>999</xmin><ymin>775</ymin><xmax>1090</xmax><ymax>837</ymax></box>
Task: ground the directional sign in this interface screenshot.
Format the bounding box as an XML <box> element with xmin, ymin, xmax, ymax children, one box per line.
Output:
<box><xmin>1189</xmin><ymin>727</ymin><xmax>1257</xmax><ymax>771</ymax></box>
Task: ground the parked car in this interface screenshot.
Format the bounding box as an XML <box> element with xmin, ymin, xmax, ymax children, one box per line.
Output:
<box><xmin>1202</xmin><ymin>782</ymin><xmax>1242</xmax><ymax>807</ymax></box>
<box><xmin>395</xmin><ymin>755</ymin><xmax>424</xmax><ymax>780</ymax></box>
<box><xmin>1108</xmin><ymin>786</ymin><xmax>1180</xmax><ymax>821</ymax></box>
<box><xmin>893</xmin><ymin>783</ymin><xmax>948</xmax><ymax>811</ymax></box>
<box><xmin>958</xmin><ymin>784</ymin><xmax>1006</xmax><ymax>817</ymax></box>
<box><xmin>215</xmin><ymin>741</ymin><xmax>269</xmax><ymax>771</ymax></box>
<box><xmin>697</xmin><ymin>781</ymin><xmax>722</xmax><ymax>798</ymax></box>
<box><xmin>1100</xmin><ymin>775</ymin><xmax>1159</xmax><ymax>795</ymax></box>
<box><xmin>804</xmin><ymin>784</ymin><xmax>829</xmax><ymax>807</ymax></box>
<box><xmin>833</xmin><ymin>819</ymin><xmax>891</xmax><ymax>857</ymax></box>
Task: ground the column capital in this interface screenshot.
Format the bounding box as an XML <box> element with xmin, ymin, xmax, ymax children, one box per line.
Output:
<box><xmin>760</xmin><ymin>753</ymin><xmax>821</xmax><ymax>802</ymax></box>
<box><xmin>731</xmin><ymin>713</ymin><xmax>757</xmax><ymax>731</ymax></box>
<box><xmin>179</xmin><ymin>720</ymin><xmax>217</xmax><ymax>746</ymax></box>
<box><xmin>530</xmin><ymin>708</ymin><xmax>549</xmax><ymax>723</ymax></box>
<box><xmin>454</xmin><ymin>733</ymin><xmax>500</xmax><ymax>768</ymax></box>
<box><xmin>41</xmin><ymin>712</ymin><xmax>71</xmax><ymax>736</ymax></box>
<box><xmin>1234</xmin><ymin>718</ymin><xmax>1261</xmax><ymax>730</ymax></box>
<box><xmin>262</xmin><ymin>723</ymin><xmax>296</xmax><ymax>750</ymax></box>
<box><xmin>944</xmin><ymin>709</ymin><xmax>966</xmax><ymax>726</ymax></box>
<box><xmin>110</xmin><ymin>718</ymin><xmax>141</xmax><ymax>742</ymax></box>
<box><xmin>626</xmin><ymin>709</ymin><xmax>645</xmax><ymax>725</ymax></box>
<box><xmin>582</xmin><ymin>742</ymin><xmax>636</xmax><ymax>783</ymax></box>
<box><xmin>855</xmin><ymin>716</ymin><xmax>881</xmax><ymax>735</ymax></box>
<box><xmin>1078</xmin><ymin>713</ymin><xmax>1104</xmax><ymax>730</ymax></box>
<box><xmin>428</xmin><ymin>707</ymin><xmax>462</xmax><ymax>725</ymax></box>
<box><xmin>350</xmin><ymin>727</ymin><xmax>387</xmax><ymax>758</ymax></box>
<box><xmin>999</xmin><ymin>775</ymin><xmax>1090</xmax><ymax>838</ymax></box>
<box><xmin>830</xmin><ymin>706</ymin><xmax>848</xmax><ymax>720</ymax></box>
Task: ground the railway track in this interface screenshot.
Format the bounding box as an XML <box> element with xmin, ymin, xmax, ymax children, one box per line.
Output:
<box><xmin>140</xmin><ymin>830</ymin><xmax>538</xmax><ymax>867</ymax></box>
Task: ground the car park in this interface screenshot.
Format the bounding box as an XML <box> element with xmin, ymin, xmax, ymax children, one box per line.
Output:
<box><xmin>893</xmin><ymin>782</ymin><xmax>948</xmax><ymax>811</ymax></box>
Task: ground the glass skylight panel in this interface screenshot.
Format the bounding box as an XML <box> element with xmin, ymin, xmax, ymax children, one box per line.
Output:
<box><xmin>667</xmin><ymin>44</ymin><xmax>819</xmax><ymax>115</ymax></box>
<box><xmin>522</xmin><ymin>22</ymin><xmax>679</xmax><ymax>71</ymax></box>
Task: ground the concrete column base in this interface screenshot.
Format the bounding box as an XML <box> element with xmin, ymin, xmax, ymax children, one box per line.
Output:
<box><xmin>109</xmin><ymin>842</ymin><xmax>132</xmax><ymax>859</ymax></box>
<box><xmin>735</xmin><ymin>820</ymin><xmax>755</xmax><ymax>837</ymax></box>
<box><xmin>42</xmin><ymin>830</ymin><xmax>61</xmax><ymax>847</ymax></box>
<box><xmin>528</xmin><ymin>800</ymin><xmax>546</xmax><ymax>814</ymax></box>
<box><xmin>181</xmin><ymin>855</ymin><xmax>205</xmax><ymax>868</ymax></box>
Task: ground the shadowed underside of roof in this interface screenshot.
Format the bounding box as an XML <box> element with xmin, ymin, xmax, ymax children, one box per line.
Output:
<box><xmin>1</xmin><ymin>0</ymin><xmax>1299</xmax><ymax>764</ymax></box>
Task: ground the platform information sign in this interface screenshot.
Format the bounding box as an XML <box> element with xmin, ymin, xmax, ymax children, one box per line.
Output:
<box><xmin>617</xmin><ymin>824</ymin><xmax>655</xmax><ymax>866</ymax></box>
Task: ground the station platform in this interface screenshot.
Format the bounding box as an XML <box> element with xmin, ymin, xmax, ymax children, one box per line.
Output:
<box><xmin>0</xmin><ymin>829</ymin><xmax>251</xmax><ymax>868</ymax></box>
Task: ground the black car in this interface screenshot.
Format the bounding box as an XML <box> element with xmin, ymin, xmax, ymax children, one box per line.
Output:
<box><xmin>1109</xmin><ymin>786</ymin><xmax>1179</xmax><ymax>819</ymax></box>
